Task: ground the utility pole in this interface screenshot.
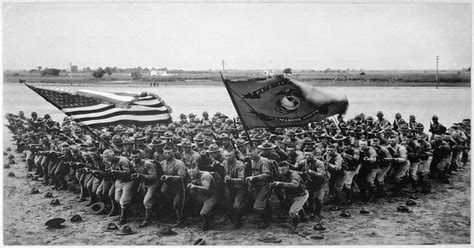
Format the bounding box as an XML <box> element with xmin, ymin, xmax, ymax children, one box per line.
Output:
<box><xmin>222</xmin><ymin>60</ymin><xmax>225</xmax><ymax>72</ymax></box>
<box><xmin>436</xmin><ymin>56</ymin><xmax>439</xmax><ymax>89</ymax></box>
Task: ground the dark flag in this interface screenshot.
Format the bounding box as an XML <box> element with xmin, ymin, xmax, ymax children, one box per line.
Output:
<box><xmin>222</xmin><ymin>75</ymin><xmax>348</xmax><ymax>128</ymax></box>
<box><xmin>19</xmin><ymin>79</ymin><xmax>26</xmax><ymax>84</ymax></box>
<box><xmin>25</xmin><ymin>83</ymin><xmax>173</xmax><ymax>128</ymax></box>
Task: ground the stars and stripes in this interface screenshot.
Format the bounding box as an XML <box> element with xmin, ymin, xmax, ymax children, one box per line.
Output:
<box><xmin>25</xmin><ymin>83</ymin><xmax>172</xmax><ymax>128</ymax></box>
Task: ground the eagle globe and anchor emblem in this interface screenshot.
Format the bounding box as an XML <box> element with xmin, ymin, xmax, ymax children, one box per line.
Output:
<box><xmin>276</xmin><ymin>93</ymin><xmax>301</xmax><ymax>113</ymax></box>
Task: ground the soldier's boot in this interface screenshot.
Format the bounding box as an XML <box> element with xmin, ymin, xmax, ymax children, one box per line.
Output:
<box><xmin>299</xmin><ymin>209</ymin><xmax>309</xmax><ymax>222</ymax></box>
<box><xmin>108</xmin><ymin>200</ymin><xmax>120</xmax><ymax>217</ymax></box>
<box><xmin>173</xmin><ymin>210</ymin><xmax>186</xmax><ymax>228</ymax></box>
<box><xmin>439</xmin><ymin>170</ymin><xmax>450</xmax><ymax>184</ymax></box>
<box><xmin>290</xmin><ymin>216</ymin><xmax>299</xmax><ymax>234</ymax></box>
<box><xmin>117</xmin><ymin>204</ymin><xmax>129</xmax><ymax>225</ymax></box>
<box><xmin>139</xmin><ymin>208</ymin><xmax>152</xmax><ymax>228</ymax></box>
<box><xmin>58</xmin><ymin>178</ymin><xmax>68</xmax><ymax>190</ymax></box>
<box><xmin>411</xmin><ymin>179</ymin><xmax>419</xmax><ymax>193</ymax></box>
<box><xmin>86</xmin><ymin>193</ymin><xmax>98</xmax><ymax>207</ymax></box>
<box><xmin>367</xmin><ymin>186</ymin><xmax>376</xmax><ymax>202</ymax></box>
<box><xmin>257</xmin><ymin>210</ymin><xmax>269</xmax><ymax>229</ymax></box>
<box><xmin>79</xmin><ymin>187</ymin><xmax>87</xmax><ymax>202</ymax></box>
<box><xmin>265</xmin><ymin>204</ymin><xmax>273</xmax><ymax>222</ymax></box>
<box><xmin>393</xmin><ymin>179</ymin><xmax>404</xmax><ymax>196</ymax></box>
<box><xmin>421</xmin><ymin>177</ymin><xmax>432</xmax><ymax>194</ymax></box>
<box><xmin>375</xmin><ymin>183</ymin><xmax>385</xmax><ymax>198</ymax></box>
<box><xmin>231</xmin><ymin>209</ymin><xmax>243</xmax><ymax>229</ymax></box>
<box><xmin>312</xmin><ymin>200</ymin><xmax>323</xmax><ymax>219</ymax></box>
<box><xmin>343</xmin><ymin>187</ymin><xmax>353</xmax><ymax>204</ymax></box>
<box><xmin>201</xmin><ymin>214</ymin><xmax>213</xmax><ymax>231</ymax></box>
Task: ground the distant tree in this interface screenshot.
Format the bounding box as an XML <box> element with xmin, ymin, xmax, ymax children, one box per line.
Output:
<box><xmin>359</xmin><ymin>72</ymin><xmax>366</xmax><ymax>76</ymax></box>
<box><xmin>92</xmin><ymin>68</ymin><xmax>105</xmax><ymax>78</ymax></box>
<box><xmin>467</xmin><ymin>67</ymin><xmax>471</xmax><ymax>72</ymax></box>
<box><xmin>36</xmin><ymin>66</ymin><xmax>42</xmax><ymax>71</ymax></box>
<box><xmin>41</xmin><ymin>68</ymin><xmax>60</xmax><ymax>76</ymax></box>
<box><xmin>324</xmin><ymin>68</ymin><xmax>331</xmax><ymax>73</ymax></box>
<box><xmin>131</xmin><ymin>71</ymin><xmax>142</xmax><ymax>80</ymax></box>
<box><xmin>283</xmin><ymin>68</ymin><xmax>292</xmax><ymax>74</ymax></box>
<box><xmin>104</xmin><ymin>67</ymin><xmax>113</xmax><ymax>76</ymax></box>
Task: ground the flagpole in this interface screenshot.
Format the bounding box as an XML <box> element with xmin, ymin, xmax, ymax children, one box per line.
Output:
<box><xmin>220</xmin><ymin>72</ymin><xmax>254</xmax><ymax>147</ymax></box>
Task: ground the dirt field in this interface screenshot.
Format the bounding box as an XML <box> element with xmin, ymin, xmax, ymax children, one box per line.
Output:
<box><xmin>2</xmin><ymin>128</ymin><xmax>471</xmax><ymax>245</ymax></box>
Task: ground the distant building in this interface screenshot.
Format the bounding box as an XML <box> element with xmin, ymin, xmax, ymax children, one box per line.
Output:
<box><xmin>150</xmin><ymin>69</ymin><xmax>177</xmax><ymax>77</ymax></box>
<box><xmin>70</xmin><ymin>65</ymin><xmax>78</xmax><ymax>73</ymax></box>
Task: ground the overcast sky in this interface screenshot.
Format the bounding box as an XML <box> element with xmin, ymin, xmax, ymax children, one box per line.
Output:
<box><xmin>2</xmin><ymin>2</ymin><xmax>471</xmax><ymax>70</ymax></box>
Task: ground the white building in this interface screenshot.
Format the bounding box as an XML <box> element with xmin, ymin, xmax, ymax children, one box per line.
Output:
<box><xmin>150</xmin><ymin>69</ymin><xmax>176</xmax><ymax>77</ymax></box>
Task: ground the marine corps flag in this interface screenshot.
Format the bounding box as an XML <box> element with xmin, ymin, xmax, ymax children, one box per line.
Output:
<box><xmin>222</xmin><ymin>75</ymin><xmax>348</xmax><ymax>128</ymax></box>
<box><xmin>24</xmin><ymin>83</ymin><xmax>173</xmax><ymax>128</ymax></box>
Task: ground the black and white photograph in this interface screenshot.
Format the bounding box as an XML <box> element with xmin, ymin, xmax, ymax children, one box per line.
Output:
<box><xmin>2</xmin><ymin>1</ymin><xmax>471</xmax><ymax>245</ymax></box>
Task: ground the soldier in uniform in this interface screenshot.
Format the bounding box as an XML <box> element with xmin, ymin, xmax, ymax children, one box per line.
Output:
<box><xmin>430</xmin><ymin>135</ymin><xmax>451</xmax><ymax>184</ymax></box>
<box><xmin>246</xmin><ymin>147</ymin><xmax>272</xmax><ymax>229</ymax></box>
<box><xmin>222</xmin><ymin>149</ymin><xmax>247</xmax><ymax>229</ymax></box>
<box><xmin>356</xmin><ymin>140</ymin><xmax>378</xmax><ymax>201</ymax></box>
<box><xmin>387</xmin><ymin>138</ymin><xmax>410</xmax><ymax>195</ymax></box>
<box><xmin>160</xmin><ymin>144</ymin><xmax>187</xmax><ymax>226</ymax></box>
<box><xmin>130</xmin><ymin>149</ymin><xmax>161</xmax><ymax>227</ymax></box>
<box><xmin>180</xmin><ymin>139</ymin><xmax>201</xmax><ymax>168</ymax></box>
<box><xmin>271</xmin><ymin>161</ymin><xmax>308</xmax><ymax>233</ymax></box>
<box><xmin>372</xmin><ymin>137</ymin><xmax>392</xmax><ymax>197</ymax></box>
<box><xmin>298</xmin><ymin>148</ymin><xmax>328</xmax><ymax>220</ymax></box>
<box><xmin>340</xmin><ymin>139</ymin><xmax>360</xmax><ymax>204</ymax></box>
<box><xmin>429</xmin><ymin>115</ymin><xmax>447</xmax><ymax>140</ymax></box>
<box><xmin>105</xmin><ymin>149</ymin><xmax>135</xmax><ymax>225</ymax></box>
<box><xmin>323</xmin><ymin>144</ymin><xmax>344</xmax><ymax>207</ymax></box>
<box><xmin>374</xmin><ymin>111</ymin><xmax>392</xmax><ymax>131</ymax></box>
<box><xmin>187</xmin><ymin>162</ymin><xmax>218</xmax><ymax>230</ymax></box>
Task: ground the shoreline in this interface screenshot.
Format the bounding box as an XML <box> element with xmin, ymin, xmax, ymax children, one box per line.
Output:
<box><xmin>3</xmin><ymin>81</ymin><xmax>471</xmax><ymax>88</ymax></box>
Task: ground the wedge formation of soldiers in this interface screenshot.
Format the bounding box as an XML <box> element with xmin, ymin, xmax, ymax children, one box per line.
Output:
<box><xmin>5</xmin><ymin>110</ymin><xmax>471</xmax><ymax>233</ymax></box>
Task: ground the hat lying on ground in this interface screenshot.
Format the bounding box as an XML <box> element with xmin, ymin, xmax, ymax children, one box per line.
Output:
<box><xmin>44</xmin><ymin>192</ymin><xmax>53</xmax><ymax>198</ymax></box>
<box><xmin>340</xmin><ymin>210</ymin><xmax>351</xmax><ymax>218</ymax></box>
<box><xmin>193</xmin><ymin>238</ymin><xmax>207</xmax><ymax>245</ymax></box>
<box><xmin>406</xmin><ymin>200</ymin><xmax>417</xmax><ymax>206</ymax></box>
<box><xmin>4</xmin><ymin>163</ymin><xmax>11</xmax><ymax>169</ymax></box>
<box><xmin>359</xmin><ymin>208</ymin><xmax>370</xmax><ymax>215</ymax></box>
<box><xmin>313</xmin><ymin>223</ymin><xmax>326</xmax><ymax>231</ymax></box>
<box><xmin>7</xmin><ymin>172</ymin><xmax>15</xmax><ymax>177</ymax></box>
<box><xmin>397</xmin><ymin>206</ymin><xmax>413</xmax><ymax>213</ymax></box>
<box><xmin>45</xmin><ymin>218</ymin><xmax>65</xmax><ymax>229</ymax></box>
<box><xmin>159</xmin><ymin>226</ymin><xmax>177</xmax><ymax>236</ymax></box>
<box><xmin>50</xmin><ymin>199</ymin><xmax>60</xmax><ymax>206</ymax></box>
<box><xmin>257</xmin><ymin>232</ymin><xmax>282</xmax><ymax>243</ymax></box>
<box><xmin>102</xmin><ymin>223</ymin><xmax>119</xmax><ymax>232</ymax></box>
<box><xmin>30</xmin><ymin>187</ymin><xmax>40</xmax><ymax>194</ymax></box>
<box><xmin>89</xmin><ymin>202</ymin><xmax>106</xmax><ymax>215</ymax></box>
<box><xmin>116</xmin><ymin>225</ymin><xmax>137</xmax><ymax>235</ymax></box>
<box><xmin>70</xmin><ymin>214</ymin><xmax>83</xmax><ymax>222</ymax></box>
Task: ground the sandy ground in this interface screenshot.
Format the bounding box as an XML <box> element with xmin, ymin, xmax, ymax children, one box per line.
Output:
<box><xmin>2</xmin><ymin>129</ymin><xmax>471</xmax><ymax>245</ymax></box>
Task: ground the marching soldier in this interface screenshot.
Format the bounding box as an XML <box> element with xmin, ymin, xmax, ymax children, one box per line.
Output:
<box><xmin>160</xmin><ymin>144</ymin><xmax>187</xmax><ymax>226</ymax></box>
<box><xmin>271</xmin><ymin>161</ymin><xmax>308</xmax><ymax>233</ymax></box>
<box><xmin>223</xmin><ymin>149</ymin><xmax>247</xmax><ymax>229</ymax></box>
<box><xmin>130</xmin><ymin>149</ymin><xmax>161</xmax><ymax>227</ymax></box>
<box><xmin>246</xmin><ymin>147</ymin><xmax>272</xmax><ymax>229</ymax></box>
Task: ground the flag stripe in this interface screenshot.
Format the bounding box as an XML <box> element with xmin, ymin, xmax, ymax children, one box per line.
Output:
<box><xmin>70</xmin><ymin>105</ymin><xmax>170</xmax><ymax>120</ymax></box>
<box><xmin>80</xmin><ymin>114</ymin><xmax>171</xmax><ymax>126</ymax></box>
<box><xmin>74</xmin><ymin>109</ymin><xmax>171</xmax><ymax>122</ymax></box>
<box><xmin>62</xmin><ymin>104</ymin><xmax>111</xmax><ymax>113</ymax></box>
<box><xmin>64</xmin><ymin>105</ymin><xmax>116</xmax><ymax>115</ymax></box>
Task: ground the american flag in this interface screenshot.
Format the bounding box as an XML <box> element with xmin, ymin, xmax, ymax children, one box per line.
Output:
<box><xmin>25</xmin><ymin>84</ymin><xmax>172</xmax><ymax>128</ymax></box>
